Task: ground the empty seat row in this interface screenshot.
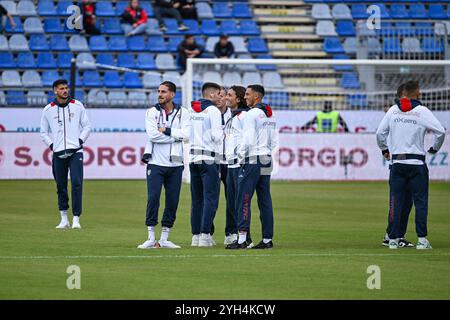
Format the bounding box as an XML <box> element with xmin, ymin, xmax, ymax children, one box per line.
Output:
<box><xmin>0</xmin><ymin>51</ymin><xmax>73</xmax><ymax>68</ymax></box>
<box><xmin>199</xmin><ymin>71</ymin><xmax>283</xmax><ymax>88</ymax></box>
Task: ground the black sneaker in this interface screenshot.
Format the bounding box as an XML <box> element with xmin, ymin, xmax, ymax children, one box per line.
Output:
<box><xmin>382</xmin><ymin>239</ymin><xmax>389</xmax><ymax>247</ymax></box>
<box><xmin>225</xmin><ymin>240</ymin><xmax>247</xmax><ymax>249</ymax></box>
<box><xmin>252</xmin><ymin>240</ymin><xmax>273</xmax><ymax>249</ymax></box>
<box><xmin>398</xmin><ymin>238</ymin><xmax>414</xmax><ymax>248</ymax></box>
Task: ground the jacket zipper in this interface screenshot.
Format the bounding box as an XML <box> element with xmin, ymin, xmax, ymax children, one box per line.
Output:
<box><xmin>62</xmin><ymin>107</ymin><xmax>67</xmax><ymax>151</ymax></box>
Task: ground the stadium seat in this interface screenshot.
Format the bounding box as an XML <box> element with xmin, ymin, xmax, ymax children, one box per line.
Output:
<box><xmin>0</xmin><ymin>52</ymin><xmax>15</xmax><ymax>68</ymax></box>
<box><xmin>108</xmin><ymin>36</ymin><xmax>128</xmax><ymax>52</ymax></box>
<box><xmin>220</xmin><ymin>20</ymin><xmax>240</xmax><ymax>36</ymax></box>
<box><xmin>236</xmin><ymin>54</ymin><xmax>257</xmax><ymax>71</ymax></box>
<box><xmin>213</xmin><ymin>3</ymin><xmax>231</xmax><ymax>18</ymax></box>
<box><xmin>323</xmin><ymin>37</ymin><xmax>344</xmax><ymax>54</ymax></box>
<box><xmin>266</xmin><ymin>92</ymin><xmax>289</xmax><ymax>109</ymax></box>
<box><xmin>343</xmin><ymin>37</ymin><xmax>357</xmax><ymax>54</ymax></box>
<box><xmin>390</xmin><ymin>4</ymin><xmax>409</xmax><ymax>19</ymax></box>
<box><xmin>137</xmin><ymin>53</ymin><xmax>156</xmax><ymax>70</ymax></box>
<box><xmin>332</xmin><ymin>54</ymin><xmax>353</xmax><ymax>72</ymax></box>
<box><xmin>5</xmin><ymin>17</ymin><xmax>24</xmax><ymax>33</ymax></box>
<box><xmin>383</xmin><ymin>38</ymin><xmax>402</xmax><ymax>54</ymax></box>
<box><xmin>370</xmin><ymin>3</ymin><xmax>389</xmax><ymax>19</ymax></box>
<box><xmin>140</xmin><ymin>2</ymin><xmax>154</xmax><ymax>17</ymax></box>
<box><xmin>17</xmin><ymin>1</ymin><xmax>37</xmax><ymax>16</ymax></box>
<box><xmin>123</xmin><ymin>72</ymin><xmax>142</xmax><ymax>88</ymax></box>
<box><xmin>29</xmin><ymin>34</ymin><xmax>50</xmax><ymax>51</ymax></box>
<box><xmin>402</xmin><ymin>37</ymin><xmax>422</xmax><ymax>53</ymax></box>
<box><xmin>62</xmin><ymin>71</ymin><xmax>82</xmax><ymax>86</ymax></box>
<box><xmin>331</xmin><ymin>4</ymin><xmax>351</xmax><ymax>19</ymax></box>
<box><xmin>37</xmin><ymin>0</ymin><xmax>57</xmax><ymax>16</ymax></box>
<box><xmin>22</xmin><ymin>70</ymin><xmax>42</xmax><ymax>87</ymax></box>
<box><xmin>127</xmin><ymin>35</ymin><xmax>147</xmax><ymax>51</ymax></box>
<box><xmin>57</xmin><ymin>53</ymin><xmax>73</xmax><ymax>68</ymax></box>
<box><xmin>435</xmin><ymin>21</ymin><xmax>450</xmax><ymax>36</ymax></box>
<box><xmin>242</xmin><ymin>72</ymin><xmax>262</xmax><ymax>87</ymax></box>
<box><xmin>229</xmin><ymin>36</ymin><xmax>248</xmax><ymax>53</ymax></box>
<box><xmin>24</xmin><ymin>17</ymin><xmax>44</xmax><ymax>34</ymax></box>
<box><xmin>115</xmin><ymin>1</ymin><xmax>128</xmax><ymax>16</ymax></box>
<box><xmin>2</xmin><ymin>71</ymin><xmax>22</xmax><ymax>86</ymax></box>
<box><xmin>9</xmin><ymin>34</ymin><xmax>29</xmax><ymax>51</ymax></box>
<box><xmin>57</xmin><ymin>1</ymin><xmax>73</xmax><ymax>16</ymax></box>
<box><xmin>256</xmin><ymin>54</ymin><xmax>277</xmax><ymax>71</ymax></box>
<box><xmin>394</xmin><ymin>22</ymin><xmax>414</xmax><ymax>37</ymax></box>
<box><xmin>69</xmin><ymin>35</ymin><xmax>90</xmax><ymax>52</ymax></box>
<box><xmin>0</xmin><ymin>35</ymin><xmax>8</xmax><ymax>51</ymax></box>
<box><xmin>17</xmin><ymin>52</ymin><xmax>36</xmax><ymax>68</ymax></box>
<box><xmin>409</xmin><ymin>4</ymin><xmax>428</xmax><ymax>19</ymax></box>
<box><xmin>143</xmin><ymin>72</ymin><xmax>161</xmax><ymax>88</ymax></box>
<box><xmin>42</xmin><ymin>70</ymin><xmax>60</xmax><ymax>87</ymax></box>
<box><xmin>240</xmin><ymin>20</ymin><xmax>260</xmax><ymax>36</ymax></box>
<box><xmin>312</xmin><ymin>4</ymin><xmax>332</xmax><ymax>19</ymax></box>
<box><xmin>96</xmin><ymin>2</ymin><xmax>115</xmax><ymax>17</ymax></box>
<box><xmin>162</xmin><ymin>71</ymin><xmax>181</xmax><ymax>87</ymax></box>
<box><xmin>146</xmin><ymin>18</ymin><xmax>163</xmax><ymax>35</ymax></box>
<box><xmin>6</xmin><ymin>91</ymin><xmax>27</xmax><ymax>105</ymax></box>
<box><xmin>183</xmin><ymin>19</ymin><xmax>201</xmax><ymax>35</ymax></box>
<box><xmin>87</xmin><ymin>89</ymin><xmax>108</xmax><ymax>106</ymax></box>
<box><xmin>336</xmin><ymin>21</ymin><xmax>356</xmax><ymax>37</ymax></box>
<box><xmin>429</xmin><ymin>4</ymin><xmax>447</xmax><ymax>19</ymax></box>
<box><xmin>263</xmin><ymin>72</ymin><xmax>283</xmax><ymax>89</ymax></box>
<box><xmin>347</xmin><ymin>94</ymin><xmax>367</xmax><ymax>108</ymax></box>
<box><xmin>44</xmin><ymin>18</ymin><xmax>64</xmax><ymax>33</ymax></box>
<box><xmin>316</xmin><ymin>20</ymin><xmax>337</xmax><ymax>36</ymax></box>
<box><xmin>167</xmin><ymin>36</ymin><xmax>183</xmax><ymax>52</ymax></box>
<box><xmin>415</xmin><ymin>23</ymin><xmax>434</xmax><ymax>37</ymax></box>
<box><xmin>205</xmin><ymin>36</ymin><xmax>219</xmax><ymax>53</ymax></box>
<box><xmin>356</xmin><ymin>21</ymin><xmax>376</xmax><ymax>36</ymax></box>
<box><xmin>232</xmin><ymin>3</ymin><xmax>252</xmax><ymax>19</ymax></box>
<box><xmin>76</xmin><ymin>52</ymin><xmax>96</xmax><ymax>69</ymax></box>
<box><xmin>148</xmin><ymin>36</ymin><xmax>168</xmax><ymax>52</ymax></box>
<box><xmin>50</xmin><ymin>35</ymin><xmax>70</xmax><ymax>51</ymax></box>
<box><xmin>82</xmin><ymin>71</ymin><xmax>102</xmax><ymax>87</ymax></box>
<box><xmin>156</xmin><ymin>53</ymin><xmax>177</xmax><ymax>70</ymax></box>
<box><xmin>201</xmin><ymin>20</ymin><xmax>220</xmax><ymax>36</ymax></box>
<box><xmin>27</xmin><ymin>91</ymin><xmax>47</xmax><ymax>105</ymax></box>
<box><xmin>421</xmin><ymin>38</ymin><xmax>444</xmax><ymax>53</ymax></box>
<box><xmin>108</xmin><ymin>92</ymin><xmax>128</xmax><ymax>106</ymax></box>
<box><xmin>222</xmin><ymin>71</ymin><xmax>242</xmax><ymax>87</ymax></box>
<box><xmin>1</xmin><ymin>0</ymin><xmax>16</xmax><ymax>15</ymax></box>
<box><xmin>340</xmin><ymin>73</ymin><xmax>360</xmax><ymax>89</ymax></box>
<box><xmin>351</xmin><ymin>4</ymin><xmax>368</xmax><ymax>19</ymax></box>
<box><xmin>202</xmin><ymin>71</ymin><xmax>222</xmax><ymax>84</ymax></box>
<box><xmin>96</xmin><ymin>53</ymin><xmax>115</xmax><ymax>66</ymax></box>
<box><xmin>247</xmin><ymin>38</ymin><xmax>268</xmax><ymax>53</ymax></box>
<box><xmin>163</xmin><ymin>18</ymin><xmax>181</xmax><ymax>35</ymax></box>
<box><xmin>128</xmin><ymin>92</ymin><xmax>148</xmax><ymax>106</ymax></box>
<box><xmin>196</xmin><ymin>2</ymin><xmax>213</xmax><ymax>19</ymax></box>
<box><xmin>117</xmin><ymin>54</ymin><xmax>136</xmax><ymax>68</ymax></box>
<box><xmin>148</xmin><ymin>90</ymin><xmax>159</xmax><ymax>105</ymax></box>
<box><xmin>367</xmin><ymin>38</ymin><xmax>381</xmax><ymax>54</ymax></box>
<box><xmin>0</xmin><ymin>91</ymin><xmax>4</xmax><ymax>105</ymax></box>
<box><xmin>89</xmin><ymin>35</ymin><xmax>109</xmax><ymax>51</ymax></box>
<box><xmin>102</xmin><ymin>19</ymin><xmax>123</xmax><ymax>34</ymax></box>
<box><xmin>37</xmin><ymin>52</ymin><xmax>57</xmax><ymax>69</ymax></box>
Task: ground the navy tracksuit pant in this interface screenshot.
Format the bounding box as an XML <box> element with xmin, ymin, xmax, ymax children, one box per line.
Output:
<box><xmin>389</xmin><ymin>163</ymin><xmax>429</xmax><ymax>239</ymax></box>
<box><xmin>52</xmin><ymin>152</ymin><xmax>84</xmax><ymax>216</ymax></box>
<box><xmin>145</xmin><ymin>164</ymin><xmax>183</xmax><ymax>228</ymax></box>
<box><xmin>190</xmin><ymin>162</ymin><xmax>220</xmax><ymax>234</ymax></box>
<box><xmin>225</xmin><ymin>166</ymin><xmax>239</xmax><ymax>236</ymax></box>
<box><xmin>237</xmin><ymin>161</ymin><xmax>274</xmax><ymax>239</ymax></box>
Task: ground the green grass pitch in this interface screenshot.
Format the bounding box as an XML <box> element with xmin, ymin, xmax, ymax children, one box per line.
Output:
<box><xmin>0</xmin><ymin>180</ymin><xmax>449</xmax><ymax>299</ymax></box>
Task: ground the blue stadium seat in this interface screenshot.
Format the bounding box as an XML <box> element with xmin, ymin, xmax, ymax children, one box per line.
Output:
<box><xmin>415</xmin><ymin>22</ymin><xmax>434</xmax><ymax>36</ymax></box>
<box><xmin>103</xmin><ymin>71</ymin><xmax>123</xmax><ymax>88</ymax></box>
<box><xmin>256</xmin><ymin>55</ymin><xmax>277</xmax><ymax>71</ymax></box>
<box><xmin>17</xmin><ymin>52</ymin><xmax>36</xmax><ymax>69</ymax></box>
<box><xmin>123</xmin><ymin>72</ymin><xmax>142</xmax><ymax>88</ymax></box>
<box><xmin>96</xmin><ymin>53</ymin><xmax>115</xmax><ymax>66</ymax></box>
<box><xmin>266</xmin><ymin>92</ymin><xmax>289</xmax><ymax>109</ymax></box>
<box><xmin>347</xmin><ymin>94</ymin><xmax>367</xmax><ymax>108</ymax></box>
<box><xmin>42</xmin><ymin>70</ymin><xmax>60</xmax><ymax>86</ymax></box>
<box><xmin>62</xmin><ymin>71</ymin><xmax>82</xmax><ymax>86</ymax></box>
<box><xmin>82</xmin><ymin>71</ymin><xmax>102</xmax><ymax>87</ymax></box>
<box><xmin>163</xmin><ymin>19</ymin><xmax>181</xmax><ymax>35</ymax></box>
<box><xmin>247</xmin><ymin>38</ymin><xmax>268</xmax><ymax>53</ymax></box>
<box><xmin>369</xmin><ymin>3</ymin><xmax>389</xmax><ymax>19</ymax></box>
<box><xmin>383</xmin><ymin>38</ymin><xmax>402</xmax><ymax>54</ymax></box>
<box><xmin>232</xmin><ymin>3</ymin><xmax>252</xmax><ymax>18</ymax></box>
<box><xmin>117</xmin><ymin>54</ymin><xmax>136</xmax><ymax>68</ymax></box>
<box><xmin>351</xmin><ymin>4</ymin><xmax>368</xmax><ymax>19</ymax></box>
<box><xmin>108</xmin><ymin>36</ymin><xmax>128</xmax><ymax>51</ymax></box>
<box><xmin>57</xmin><ymin>53</ymin><xmax>74</xmax><ymax>68</ymax></box>
<box><xmin>182</xmin><ymin>19</ymin><xmax>200</xmax><ymax>35</ymax></box>
<box><xmin>44</xmin><ymin>18</ymin><xmax>64</xmax><ymax>33</ymax></box>
<box><xmin>127</xmin><ymin>36</ymin><xmax>147</xmax><ymax>51</ymax></box>
<box><xmin>240</xmin><ymin>20</ymin><xmax>260</xmax><ymax>36</ymax></box>
<box><xmin>429</xmin><ymin>5</ymin><xmax>447</xmax><ymax>19</ymax></box>
<box><xmin>140</xmin><ymin>2</ymin><xmax>154</xmax><ymax>17</ymax></box>
<box><xmin>57</xmin><ymin>1</ymin><xmax>73</xmax><ymax>16</ymax></box>
<box><xmin>5</xmin><ymin>17</ymin><xmax>24</xmax><ymax>33</ymax></box>
<box><xmin>50</xmin><ymin>35</ymin><xmax>70</xmax><ymax>51</ymax></box>
<box><xmin>89</xmin><ymin>35</ymin><xmax>109</xmax><ymax>51</ymax></box>
<box><xmin>96</xmin><ymin>2</ymin><xmax>115</xmax><ymax>17</ymax></box>
<box><xmin>148</xmin><ymin>36</ymin><xmax>168</xmax><ymax>52</ymax></box>
<box><xmin>323</xmin><ymin>37</ymin><xmax>344</xmax><ymax>54</ymax></box>
<box><xmin>332</xmin><ymin>54</ymin><xmax>353</xmax><ymax>72</ymax></box>
<box><xmin>29</xmin><ymin>34</ymin><xmax>50</xmax><ymax>51</ymax></box>
<box><xmin>220</xmin><ymin>20</ymin><xmax>240</xmax><ymax>36</ymax></box>
<box><xmin>37</xmin><ymin>0</ymin><xmax>57</xmax><ymax>16</ymax></box>
<box><xmin>115</xmin><ymin>1</ymin><xmax>128</xmax><ymax>16</ymax></box>
<box><xmin>340</xmin><ymin>73</ymin><xmax>360</xmax><ymax>89</ymax></box>
<box><xmin>102</xmin><ymin>19</ymin><xmax>123</xmax><ymax>34</ymax></box>
<box><xmin>409</xmin><ymin>4</ymin><xmax>428</xmax><ymax>19</ymax></box>
<box><xmin>395</xmin><ymin>22</ymin><xmax>415</xmax><ymax>37</ymax></box>
<box><xmin>37</xmin><ymin>53</ymin><xmax>57</xmax><ymax>68</ymax></box>
<box><xmin>137</xmin><ymin>53</ymin><xmax>156</xmax><ymax>70</ymax></box>
<box><xmin>390</xmin><ymin>4</ymin><xmax>408</xmax><ymax>19</ymax></box>
<box><xmin>421</xmin><ymin>38</ymin><xmax>444</xmax><ymax>53</ymax></box>
<box><xmin>336</xmin><ymin>21</ymin><xmax>356</xmax><ymax>37</ymax></box>
<box><xmin>168</xmin><ymin>36</ymin><xmax>183</xmax><ymax>52</ymax></box>
<box><xmin>213</xmin><ymin>3</ymin><xmax>231</xmax><ymax>18</ymax></box>
<box><xmin>6</xmin><ymin>91</ymin><xmax>27</xmax><ymax>105</ymax></box>
<box><xmin>201</xmin><ymin>20</ymin><xmax>220</xmax><ymax>36</ymax></box>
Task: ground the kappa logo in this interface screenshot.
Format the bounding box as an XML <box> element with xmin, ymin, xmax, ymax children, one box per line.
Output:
<box><xmin>147</xmin><ymin>169</ymin><xmax>151</xmax><ymax>176</ymax></box>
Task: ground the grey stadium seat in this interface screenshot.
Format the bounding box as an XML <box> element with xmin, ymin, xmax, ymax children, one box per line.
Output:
<box><xmin>262</xmin><ymin>72</ymin><xmax>283</xmax><ymax>88</ymax></box>
<box><xmin>107</xmin><ymin>92</ymin><xmax>128</xmax><ymax>106</ymax></box>
<box><xmin>316</xmin><ymin>20</ymin><xmax>337</xmax><ymax>36</ymax></box>
<box><xmin>0</xmin><ymin>1</ymin><xmax>17</xmax><ymax>15</ymax></box>
<box><xmin>162</xmin><ymin>71</ymin><xmax>181</xmax><ymax>87</ymax></box>
<box><xmin>222</xmin><ymin>71</ymin><xmax>242</xmax><ymax>87</ymax></box>
<box><xmin>2</xmin><ymin>71</ymin><xmax>22</xmax><ymax>87</ymax></box>
<box><xmin>17</xmin><ymin>1</ymin><xmax>37</xmax><ymax>16</ymax></box>
<box><xmin>205</xmin><ymin>36</ymin><xmax>219</xmax><ymax>52</ymax></box>
<box><xmin>229</xmin><ymin>36</ymin><xmax>247</xmax><ymax>53</ymax></box>
<box><xmin>343</xmin><ymin>37</ymin><xmax>357</xmax><ymax>54</ymax></box>
<box><xmin>155</xmin><ymin>54</ymin><xmax>176</xmax><ymax>70</ymax></box>
<box><xmin>312</xmin><ymin>4</ymin><xmax>332</xmax><ymax>20</ymax></box>
<box><xmin>402</xmin><ymin>38</ymin><xmax>422</xmax><ymax>53</ymax></box>
<box><xmin>27</xmin><ymin>91</ymin><xmax>47</xmax><ymax>105</ymax></box>
<box><xmin>0</xmin><ymin>91</ymin><xmax>5</xmax><ymax>105</ymax></box>
<box><xmin>24</xmin><ymin>17</ymin><xmax>44</xmax><ymax>33</ymax></box>
<box><xmin>196</xmin><ymin>2</ymin><xmax>213</xmax><ymax>19</ymax></box>
<box><xmin>9</xmin><ymin>34</ymin><xmax>29</xmax><ymax>51</ymax></box>
<box><xmin>87</xmin><ymin>89</ymin><xmax>108</xmax><ymax>106</ymax></box>
<box><xmin>236</xmin><ymin>54</ymin><xmax>257</xmax><ymax>71</ymax></box>
<box><xmin>69</xmin><ymin>35</ymin><xmax>90</xmax><ymax>51</ymax></box>
<box><xmin>143</xmin><ymin>72</ymin><xmax>162</xmax><ymax>88</ymax></box>
<box><xmin>0</xmin><ymin>35</ymin><xmax>8</xmax><ymax>50</ymax></box>
<box><xmin>22</xmin><ymin>70</ymin><xmax>42</xmax><ymax>87</ymax></box>
<box><xmin>76</xmin><ymin>52</ymin><xmax>96</xmax><ymax>69</ymax></box>
<box><xmin>202</xmin><ymin>71</ymin><xmax>222</xmax><ymax>84</ymax></box>
<box><xmin>332</xmin><ymin>4</ymin><xmax>352</xmax><ymax>20</ymax></box>
<box><xmin>242</xmin><ymin>72</ymin><xmax>262</xmax><ymax>87</ymax></box>
<box><xmin>128</xmin><ymin>92</ymin><xmax>148</xmax><ymax>107</ymax></box>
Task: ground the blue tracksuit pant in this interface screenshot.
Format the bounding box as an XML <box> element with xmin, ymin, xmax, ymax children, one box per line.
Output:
<box><xmin>52</xmin><ymin>152</ymin><xmax>84</xmax><ymax>216</ymax></box>
<box><xmin>190</xmin><ymin>162</ymin><xmax>220</xmax><ymax>234</ymax></box>
<box><xmin>145</xmin><ymin>164</ymin><xmax>184</xmax><ymax>228</ymax></box>
<box><xmin>389</xmin><ymin>163</ymin><xmax>429</xmax><ymax>239</ymax></box>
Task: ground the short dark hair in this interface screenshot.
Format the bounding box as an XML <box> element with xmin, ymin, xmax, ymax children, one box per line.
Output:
<box><xmin>202</xmin><ymin>82</ymin><xmax>221</xmax><ymax>95</ymax></box>
<box><xmin>184</xmin><ymin>34</ymin><xmax>194</xmax><ymax>40</ymax></box>
<box><xmin>220</xmin><ymin>34</ymin><xmax>228</xmax><ymax>40</ymax></box>
<box><xmin>396</xmin><ymin>83</ymin><xmax>406</xmax><ymax>98</ymax></box>
<box><xmin>160</xmin><ymin>81</ymin><xmax>176</xmax><ymax>93</ymax></box>
<box><xmin>404</xmin><ymin>80</ymin><xmax>419</xmax><ymax>96</ymax></box>
<box><xmin>247</xmin><ymin>84</ymin><xmax>265</xmax><ymax>97</ymax></box>
<box><xmin>52</xmin><ymin>79</ymin><xmax>68</xmax><ymax>90</ymax></box>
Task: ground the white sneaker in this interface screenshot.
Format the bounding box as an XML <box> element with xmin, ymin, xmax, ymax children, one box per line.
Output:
<box><xmin>56</xmin><ymin>220</ymin><xmax>70</xmax><ymax>229</ymax></box>
<box><xmin>199</xmin><ymin>233</ymin><xmax>213</xmax><ymax>247</ymax></box>
<box><xmin>389</xmin><ymin>240</ymin><xmax>399</xmax><ymax>249</ymax></box>
<box><xmin>224</xmin><ymin>234</ymin><xmax>238</xmax><ymax>245</ymax></box>
<box><xmin>191</xmin><ymin>234</ymin><xmax>200</xmax><ymax>247</ymax></box>
<box><xmin>72</xmin><ymin>217</ymin><xmax>81</xmax><ymax>229</ymax></box>
<box><xmin>416</xmin><ymin>239</ymin><xmax>432</xmax><ymax>250</ymax></box>
<box><xmin>137</xmin><ymin>239</ymin><xmax>157</xmax><ymax>249</ymax></box>
<box><xmin>210</xmin><ymin>236</ymin><xmax>216</xmax><ymax>246</ymax></box>
<box><xmin>159</xmin><ymin>240</ymin><xmax>181</xmax><ymax>249</ymax></box>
